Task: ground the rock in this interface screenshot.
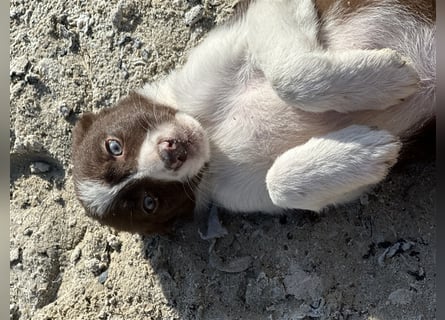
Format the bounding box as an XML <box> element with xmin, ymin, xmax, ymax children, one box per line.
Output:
<box><xmin>378</xmin><ymin>239</ymin><xmax>415</xmax><ymax>266</ymax></box>
<box><xmin>388</xmin><ymin>288</ymin><xmax>414</xmax><ymax>305</ymax></box>
<box><xmin>10</xmin><ymin>248</ymin><xmax>21</xmax><ymax>265</ymax></box>
<box><xmin>77</xmin><ymin>13</ymin><xmax>92</xmax><ymax>33</ymax></box>
<box><xmin>59</xmin><ymin>103</ymin><xmax>72</xmax><ymax>118</ymax></box>
<box><xmin>10</xmin><ymin>56</ymin><xmax>30</xmax><ymax>78</ymax></box>
<box><xmin>25</xmin><ymin>72</ymin><xmax>40</xmax><ymax>84</ymax></box>
<box><xmin>70</xmin><ymin>247</ymin><xmax>82</xmax><ymax>264</ymax></box>
<box><xmin>111</xmin><ymin>1</ymin><xmax>139</xmax><ymax>32</ymax></box>
<box><xmin>30</xmin><ymin>162</ymin><xmax>51</xmax><ymax>174</ymax></box>
<box><xmin>98</xmin><ymin>269</ymin><xmax>109</xmax><ymax>284</ymax></box>
<box><xmin>85</xmin><ymin>258</ymin><xmax>107</xmax><ymax>275</ymax></box>
<box><xmin>106</xmin><ymin>235</ymin><xmax>122</xmax><ymax>252</ymax></box>
<box><xmin>184</xmin><ymin>5</ymin><xmax>204</xmax><ymax>26</ymax></box>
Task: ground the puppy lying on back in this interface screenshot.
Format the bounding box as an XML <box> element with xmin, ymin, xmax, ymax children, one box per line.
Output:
<box><xmin>71</xmin><ymin>0</ymin><xmax>435</xmax><ymax>236</ymax></box>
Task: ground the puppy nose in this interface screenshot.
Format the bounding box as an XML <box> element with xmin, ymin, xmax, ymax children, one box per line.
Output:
<box><xmin>158</xmin><ymin>139</ymin><xmax>188</xmax><ymax>170</ymax></box>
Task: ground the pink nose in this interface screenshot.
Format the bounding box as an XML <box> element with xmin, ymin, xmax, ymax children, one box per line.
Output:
<box><xmin>158</xmin><ymin>139</ymin><xmax>188</xmax><ymax>170</ymax></box>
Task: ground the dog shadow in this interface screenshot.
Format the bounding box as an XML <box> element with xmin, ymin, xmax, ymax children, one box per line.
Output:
<box><xmin>139</xmin><ymin>153</ymin><xmax>435</xmax><ymax>319</ymax></box>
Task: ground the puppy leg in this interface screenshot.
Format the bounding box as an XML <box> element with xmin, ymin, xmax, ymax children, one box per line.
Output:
<box><xmin>266</xmin><ymin>49</ymin><xmax>420</xmax><ymax>113</ymax></box>
<box><xmin>247</xmin><ymin>0</ymin><xmax>419</xmax><ymax>112</ymax></box>
<box><xmin>265</xmin><ymin>125</ymin><xmax>401</xmax><ymax>211</ymax></box>
<box><xmin>246</xmin><ymin>0</ymin><xmax>320</xmax><ymax>57</ymax></box>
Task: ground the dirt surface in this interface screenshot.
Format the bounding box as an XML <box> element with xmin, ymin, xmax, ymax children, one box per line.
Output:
<box><xmin>10</xmin><ymin>0</ymin><xmax>436</xmax><ymax>319</ymax></box>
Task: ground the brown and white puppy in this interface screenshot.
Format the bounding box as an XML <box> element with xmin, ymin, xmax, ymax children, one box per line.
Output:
<box><xmin>72</xmin><ymin>0</ymin><xmax>435</xmax><ymax>236</ymax></box>
<box><xmin>71</xmin><ymin>92</ymin><xmax>209</xmax><ymax>234</ymax></box>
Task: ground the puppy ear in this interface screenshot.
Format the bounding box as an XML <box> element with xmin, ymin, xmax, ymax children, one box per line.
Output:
<box><xmin>72</xmin><ymin>112</ymin><xmax>97</xmax><ymax>145</ymax></box>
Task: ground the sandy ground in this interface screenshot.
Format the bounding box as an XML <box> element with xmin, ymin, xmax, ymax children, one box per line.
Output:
<box><xmin>10</xmin><ymin>0</ymin><xmax>436</xmax><ymax>319</ymax></box>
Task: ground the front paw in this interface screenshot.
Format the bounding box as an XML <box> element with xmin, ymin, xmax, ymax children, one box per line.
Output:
<box><xmin>371</xmin><ymin>48</ymin><xmax>420</xmax><ymax>106</ymax></box>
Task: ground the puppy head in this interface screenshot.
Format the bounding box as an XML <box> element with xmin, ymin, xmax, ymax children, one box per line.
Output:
<box><xmin>71</xmin><ymin>92</ymin><xmax>210</xmax><ymax>234</ymax></box>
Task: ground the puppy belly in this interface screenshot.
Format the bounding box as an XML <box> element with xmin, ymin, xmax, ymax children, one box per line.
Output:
<box><xmin>207</xmin><ymin>164</ymin><xmax>280</xmax><ymax>213</ymax></box>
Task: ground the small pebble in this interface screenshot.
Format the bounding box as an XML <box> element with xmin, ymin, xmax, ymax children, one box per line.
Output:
<box><xmin>107</xmin><ymin>235</ymin><xmax>122</xmax><ymax>251</ymax></box>
<box><xmin>10</xmin><ymin>248</ymin><xmax>21</xmax><ymax>264</ymax></box>
<box><xmin>112</xmin><ymin>1</ymin><xmax>138</xmax><ymax>32</ymax></box>
<box><xmin>388</xmin><ymin>288</ymin><xmax>413</xmax><ymax>305</ymax></box>
<box><xmin>68</xmin><ymin>218</ymin><xmax>77</xmax><ymax>228</ymax></box>
<box><xmin>378</xmin><ymin>240</ymin><xmax>414</xmax><ymax>266</ymax></box>
<box><xmin>30</xmin><ymin>162</ymin><xmax>51</xmax><ymax>174</ymax></box>
<box><xmin>25</xmin><ymin>72</ymin><xmax>40</xmax><ymax>84</ymax></box>
<box><xmin>10</xmin><ymin>56</ymin><xmax>30</xmax><ymax>78</ymax></box>
<box><xmin>185</xmin><ymin>5</ymin><xmax>204</xmax><ymax>26</ymax></box>
<box><xmin>59</xmin><ymin>103</ymin><xmax>72</xmax><ymax>118</ymax></box>
<box><xmin>77</xmin><ymin>13</ymin><xmax>91</xmax><ymax>33</ymax></box>
<box><xmin>98</xmin><ymin>269</ymin><xmax>109</xmax><ymax>284</ymax></box>
<box><xmin>133</xmin><ymin>38</ymin><xmax>143</xmax><ymax>49</ymax></box>
<box><xmin>141</xmin><ymin>48</ymin><xmax>152</xmax><ymax>61</ymax></box>
<box><xmin>117</xmin><ymin>35</ymin><xmax>132</xmax><ymax>46</ymax></box>
<box><xmin>105</xmin><ymin>30</ymin><xmax>115</xmax><ymax>38</ymax></box>
<box><xmin>23</xmin><ymin>228</ymin><xmax>33</xmax><ymax>236</ymax></box>
<box><xmin>70</xmin><ymin>247</ymin><xmax>82</xmax><ymax>264</ymax></box>
<box><xmin>85</xmin><ymin>258</ymin><xmax>106</xmax><ymax>275</ymax></box>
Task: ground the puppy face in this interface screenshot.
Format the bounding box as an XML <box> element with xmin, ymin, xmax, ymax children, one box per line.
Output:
<box><xmin>71</xmin><ymin>92</ymin><xmax>210</xmax><ymax>234</ymax></box>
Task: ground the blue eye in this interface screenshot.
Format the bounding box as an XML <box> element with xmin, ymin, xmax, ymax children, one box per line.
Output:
<box><xmin>143</xmin><ymin>195</ymin><xmax>157</xmax><ymax>213</ymax></box>
<box><xmin>106</xmin><ymin>139</ymin><xmax>123</xmax><ymax>156</ymax></box>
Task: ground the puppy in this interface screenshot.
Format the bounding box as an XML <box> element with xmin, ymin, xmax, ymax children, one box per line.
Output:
<box><xmin>71</xmin><ymin>0</ymin><xmax>435</xmax><ymax>236</ymax></box>
<box><xmin>71</xmin><ymin>93</ymin><xmax>210</xmax><ymax>234</ymax></box>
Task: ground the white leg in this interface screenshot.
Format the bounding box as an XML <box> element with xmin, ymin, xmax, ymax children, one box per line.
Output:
<box><xmin>265</xmin><ymin>125</ymin><xmax>401</xmax><ymax>211</ymax></box>
<box><xmin>267</xmin><ymin>49</ymin><xmax>420</xmax><ymax>113</ymax></box>
<box><xmin>247</xmin><ymin>0</ymin><xmax>419</xmax><ymax>112</ymax></box>
<box><xmin>246</xmin><ymin>0</ymin><xmax>321</xmax><ymax>59</ymax></box>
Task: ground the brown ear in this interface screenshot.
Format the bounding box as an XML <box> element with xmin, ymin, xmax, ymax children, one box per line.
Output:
<box><xmin>72</xmin><ymin>112</ymin><xmax>98</xmax><ymax>146</ymax></box>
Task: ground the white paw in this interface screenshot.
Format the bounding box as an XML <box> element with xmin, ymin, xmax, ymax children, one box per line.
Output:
<box><xmin>372</xmin><ymin>48</ymin><xmax>420</xmax><ymax>106</ymax></box>
<box><xmin>266</xmin><ymin>125</ymin><xmax>401</xmax><ymax>211</ymax></box>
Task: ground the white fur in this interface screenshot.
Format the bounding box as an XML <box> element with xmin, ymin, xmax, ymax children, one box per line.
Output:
<box><xmin>246</xmin><ymin>0</ymin><xmax>419</xmax><ymax>113</ymax></box>
<box><xmin>76</xmin><ymin>180</ymin><xmax>123</xmax><ymax>217</ymax></box>
<box><xmin>137</xmin><ymin>111</ymin><xmax>210</xmax><ymax>181</ymax></box>
<box><xmin>76</xmin><ymin>174</ymin><xmax>141</xmax><ymax>217</ymax></box>
<box><xmin>139</xmin><ymin>0</ymin><xmax>435</xmax><ymax>214</ymax></box>
<box><xmin>266</xmin><ymin>125</ymin><xmax>401</xmax><ymax>211</ymax></box>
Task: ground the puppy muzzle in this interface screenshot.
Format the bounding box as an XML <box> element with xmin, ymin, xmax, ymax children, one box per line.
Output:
<box><xmin>158</xmin><ymin>139</ymin><xmax>188</xmax><ymax>170</ymax></box>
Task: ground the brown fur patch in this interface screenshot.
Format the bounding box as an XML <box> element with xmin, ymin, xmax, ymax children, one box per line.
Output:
<box><xmin>96</xmin><ymin>177</ymin><xmax>198</xmax><ymax>235</ymax></box>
